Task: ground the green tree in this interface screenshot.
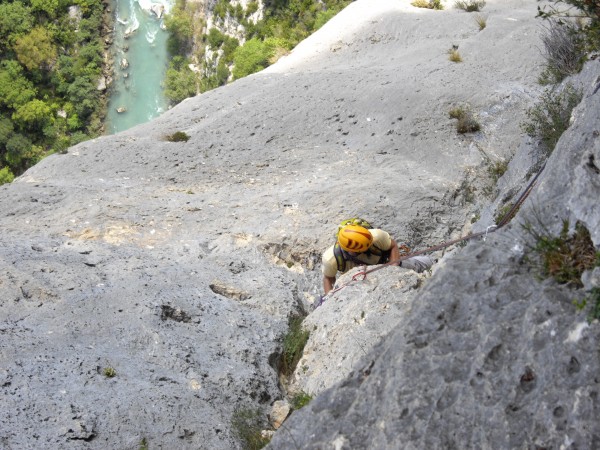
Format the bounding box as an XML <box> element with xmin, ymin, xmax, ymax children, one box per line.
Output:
<box><xmin>222</xmin><ymin>36</ymin><xmax>240</xmax><ymax>64</ymax></box>
<box><xmin>232</xmin><ymin>38</ymin><xmax>270</xmax><ymax>79</ymax></box>
<box><xmin>0</xmin><ymin>60</ymin><xmax>37</xmax><ymax>110</ymax></box>
<box><xmin>30</xmin><ymin>0</ymin><xmax>60</xmax><ymax>18</ymax></box>
<box><xmin>0</xmin><ymin>117</ymin><xmax>14</xmax><ymax>145</ymax></box>
<box><xmin>73</xmin><ymin>0</ymin><xmax>97</xmax><ymax>15</ymax></box>
<box><xmin>0</xmin><ymin>1</ymin><xmax>34</xmax><ymax>44</ymax></box>
<box><xmin>14</xmin><ymin>27</ymin><xmax>57</xmax><ymax>71</ymax></box>
<box><xmin>164</xmin><ymin>0</ymin><xmax>193</xmax><ymax>54</ymax></box>
<box><xmin>207</xmin><ymin>28</ymin><xmax>226</xmax><ymax>49</ymax></box>
<box><xmin>77</xmin><ymin>7</ymin><xmax>103</xmax><ymax>43</ymax></box>
<box><xmin>0</xmin><ymin>166</ymin><xmax>15</xmax><ymax>185</ymax></box>
<box><xmin>4</xmin><ymin>133</ymin><xmax>32</xmax><ymax>168</ymax></box>
<box><xmin>163</xmin><ymin>56</ymin><xmax>197</xmax><ymax>104</ymax></box>
<box><xmin>12</xmin><ymin>99</ymin><xmax>54</xmax><ymax>130</ymax></box>
<box><xmin>65</xmin><ymin>77</ymin><xmax>98</xmax><ymax>118</ymax></box>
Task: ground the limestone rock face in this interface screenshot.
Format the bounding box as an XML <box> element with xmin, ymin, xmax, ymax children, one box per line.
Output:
<box><xmin>2</xmin><ymin>0</ymin><xmax>592</xmax><ymax>449</ymax></box>
<box><xmin>267</xmin><ymin>62</ymin><xmax>600</xmax><ymax>449</ymax></box>
<box><xmin>288</xmin><ymin>268</ymin><xmax>427</xmax><ymax>396</ymax></box>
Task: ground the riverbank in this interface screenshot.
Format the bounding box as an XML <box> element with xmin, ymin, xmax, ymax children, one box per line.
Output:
<box><xmin>97</xmin><ymin>0</ymin><xmax>116</xmax><ymax>135</ymax></box>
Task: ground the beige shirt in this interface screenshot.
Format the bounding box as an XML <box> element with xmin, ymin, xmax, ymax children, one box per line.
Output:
<box><xmin>322</xmin><ymin>229</ymin><xmax>392</xmax><ymax>278</ymax></box>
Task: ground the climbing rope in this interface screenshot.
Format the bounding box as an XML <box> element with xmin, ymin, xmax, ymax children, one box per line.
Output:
<box><xmin>317</xmin><ymin>162</ymin><xmax>546</xmax><ymax>304</ymax></box>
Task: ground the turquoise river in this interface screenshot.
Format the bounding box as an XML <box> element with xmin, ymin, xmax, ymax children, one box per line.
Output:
<box><xmin>106</xmin><ymin>0</ymin><xmax>173</xmax><ymax>134</ymax></box>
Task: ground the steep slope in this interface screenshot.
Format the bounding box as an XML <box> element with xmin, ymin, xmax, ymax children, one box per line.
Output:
<box><xmin>0</xmin><ymin>0</ymin><xmax>552</xmax><ymax>448</ymax></box>
<box><xmin>268</xmin><ymin>61</ymin><xmax>600</xmax><ymax>449</ymax></box>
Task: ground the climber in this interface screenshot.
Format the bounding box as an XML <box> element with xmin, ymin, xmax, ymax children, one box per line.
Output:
<box><xmin>322</xmin><ymin>225</ymin><xmax>434</xmax><ymax>294</ymax></box>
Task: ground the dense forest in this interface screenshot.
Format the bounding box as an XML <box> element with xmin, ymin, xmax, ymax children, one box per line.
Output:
<box><xmin>163</xmin><ymin>0</ymin><xmax>353</xmax><ymax>104</ymax></box>
<box><xmin>0</xmin><ymin>0</ymin><xmax>353</xmax><ymax>185</ymax></box>
<box><xmin>0</xmin><ymin>0</ymin><xmax>107</xmax><ymax>184</ymax></box>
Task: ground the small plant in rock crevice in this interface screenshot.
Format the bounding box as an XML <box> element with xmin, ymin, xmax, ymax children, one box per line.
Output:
<box><xmin>474</xmin><ymin>13</ymin><xmax>487</xmax><ymax>30</ymax></box>
<box><xmin>521</xmin><ymin>83</ymin><xmax>582</xmax><ymax>153</ymax></box>
<box><xmin>575</xmin><ymin>287</ymin><xmax>600</xmax><ymax>322</ymax></box>
<box><xmin>449</xmin><ymin>105</ymin><xmax>481</xmax><ymax>134</ymax></box>
<box><xmin>455</xmin><ymin>0</ymin><xmax>486</xmax><ymax>12</ymax></box>
<box><xmin>494</xmin><ymin>203</ymin><xmax>515</xmax><ymax>225</ymax></box>
<box><xmin>280</xmin><ymin>316</ymin><xmax>310</xmax><ymax>377</ymax></box>
<box><xmin>290</xmin><ymin>391</ymin><xmax>313</xmax><ymax>410</ymax></box>
<box><xmin>488</xmin><ymin>159</ymin><xmax>508</xmax><ymax>183</ymax></box>
<box><xmin>103</xmin><ymin>367</ymin><xmax>116</xmax><ymax>378</ymax></box>
<box><xmin>448</xmin><ymin>47</ymin><xmax>463</xmax><ymax>62</ymax></box>
<box><xmin>139</xmin><ymin>438</ymin><xmax>149</xmax><ymax>450</ymax></box>
<box><xmin>524</xmin><ymin>220</ymin><xmax>598</xmax><ymax>288</ymax></box>
<box><xmin>165</xmin><ymin>131</ymin><xmax>190</xmax><ymax>142</ymax></box>
<box><xmin>231</xmin><ymin>407</ymin><xmax>270</xmax><ymax>450</ymax></box>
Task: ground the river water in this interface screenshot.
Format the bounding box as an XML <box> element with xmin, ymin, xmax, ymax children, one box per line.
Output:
<box><xmin>106</xmin><ymin>0</ymin><xmax>173</xmax><ymax>134</ymax></box>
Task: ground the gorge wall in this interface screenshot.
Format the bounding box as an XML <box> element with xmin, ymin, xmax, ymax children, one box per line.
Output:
<box><xmin>1</xmin><ymin>0</ymin><xmax>598</xmax><ymax>449</ymax></box>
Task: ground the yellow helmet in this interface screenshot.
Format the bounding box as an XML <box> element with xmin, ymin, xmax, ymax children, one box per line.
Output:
<box><xmin>337</xmin><ymin>225</ymin><xmax>373</xmax><ymax>253</ymax></box>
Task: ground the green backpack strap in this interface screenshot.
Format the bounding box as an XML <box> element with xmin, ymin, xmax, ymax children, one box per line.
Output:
<box><xmin>333</xmin><ymin>242</ymin><xmax>346</xmax><ymax>273</ymax></box>
<box><xmin>334</xmin><ymin>242</ymin><xmax>390</xmax><ymax>273</ymax></box>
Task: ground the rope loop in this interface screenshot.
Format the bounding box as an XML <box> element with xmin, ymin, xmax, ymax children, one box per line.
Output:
<box><xmin>352</xmin><ymin>266</ymin><xmax>368</xmax><ymax>282</ymax></box>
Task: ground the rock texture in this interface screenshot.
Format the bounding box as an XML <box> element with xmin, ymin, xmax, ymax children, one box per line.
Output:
<box><xmin>267</xmin><ymin>60</ymin><xmax>600</xmax><ymax>449</ymax></box>
<box><xmin>2</xmin><ymin>0</ymin><xmax>597</xmax><ymax>449</ymax></box>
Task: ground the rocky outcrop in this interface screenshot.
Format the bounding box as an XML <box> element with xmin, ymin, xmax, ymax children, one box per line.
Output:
<box><xmin>2</xmin><ymin>1</ymin><xmax>597</xmax><ymax>449</ymax></box>
<box><xmin>267</xmin><ymin>61</ymin><xmax>600</xmax><ymax>449</ymax></box>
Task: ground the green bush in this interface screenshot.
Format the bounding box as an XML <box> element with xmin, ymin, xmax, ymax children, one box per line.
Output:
<box><xmin>525</xmin><ymin>220</ymin><xmax>597</xmax><ymax>287</ymax></box>
<box><xmin>575</xmin><ymin>287</ymin><xmax>600</xmax><ymax>322</ymax></box>
<box><xmin>103</xmin><ymin>367</ymin><xmax>116</xmax><ymax>378</ymax></box>
<box><xmin>494</xmin><ymin>203</ymin><xmax>516</xmax><ymax>225</ymax></box>
<box><xmin>522</xmin><ymin>83</ymin><xmax>582</xmax><ymax>153</ymax></box>
<box><xmin>314</xmin><ymin>9</ymin><xmax>338</xmax><ymax>30</ymax></box>
<box><xmin>164</xmin><ymin>0</ymin><xmax>194</xmax><ymax>54</ymax></box>
<box><xmin>488</xmin><ymin>159</ymin><xmax>508</xmax><ymax>182</ymax></box>
<box><xmin>165</xmin><ymin>131</ymin><xmax>190</xmax><ymax>142</ymax></box>
<box><xmin>207</xmin><ymin>28</ymin><xmax>226</xmax><ymax>49</ymax></box>
<box><xmin>291</xmin><ymin>391</ymin><xmax>313</xmax><ymax>410</ymax></box>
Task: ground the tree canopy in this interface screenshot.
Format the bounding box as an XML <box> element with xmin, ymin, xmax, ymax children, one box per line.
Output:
<box><xmin>14</xmin><ymin>27</ymin><xmax>58</xmax><ymax>71</ymax></box>
<box><xmin>0</xmin><ymin>0</ymin><xmax>106</xmax><ymax>185</ymax></box>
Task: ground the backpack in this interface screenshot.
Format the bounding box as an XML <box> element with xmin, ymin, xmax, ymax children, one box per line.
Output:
<box><xmin>333</xmin><ymin>217</ymin><xmax>390</xmax><ymax>272</ymax></box>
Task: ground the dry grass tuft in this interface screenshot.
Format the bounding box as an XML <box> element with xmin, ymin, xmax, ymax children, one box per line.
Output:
<box><xmin>449</xmin><ymin>105</ymin><xmax>481</xmax><ymax>133</ymax></box>
<box><xmin>539</xmin><ymin>20</ymin><xmax>585</xmax><ymax>84</ymax></box>
<box><xmin>474</xmin><ymin>13</ymin><xmax>487</xmax><ymax>30</ymax></box>
<box><xmin>448</xmin><ymin>47</ymin><xmax>462</xmax><ymax>62</ymax></box>
<box><xmin>455</xmin><ymin>0</ymin><xmax>486</xmax><ymax>12</ymax></box>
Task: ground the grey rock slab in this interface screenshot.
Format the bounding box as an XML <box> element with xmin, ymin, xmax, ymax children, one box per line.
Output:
<box><xmin>267</xmin><ymin>59</ymin><xmax>600</xmax><ymax>449</ymax></box>
<box><xmin>0</xmin><ymin>0</ymin><xmax>553</xmax><ymax>448</ymax></box>
<box><xmin>288</xmin><ymin>267</ymin><xmax>428</xmax><ymax>396</ymax></box>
